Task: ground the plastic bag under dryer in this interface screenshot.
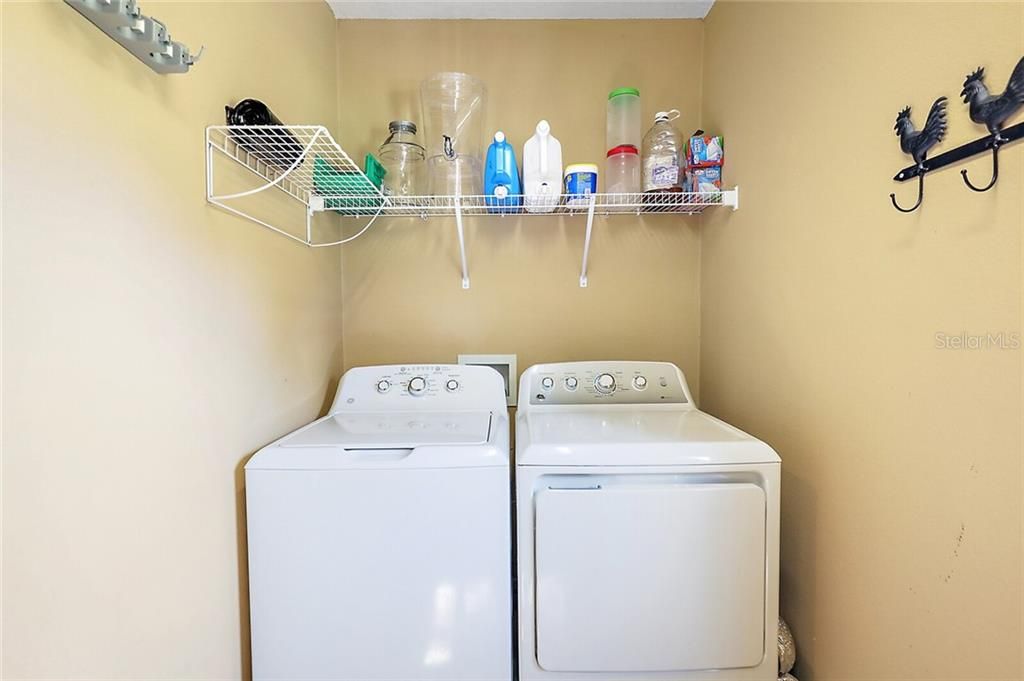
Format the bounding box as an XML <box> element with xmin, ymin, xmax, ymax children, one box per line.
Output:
<box><xmin>778</xmin><ymin>616</ymin><xmax>797</xmax><ymax>674</ymax></box>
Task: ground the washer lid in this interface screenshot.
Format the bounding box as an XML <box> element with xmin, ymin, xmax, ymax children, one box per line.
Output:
<box><xmin>281</xmin><ymin>411</ymin><xmax>493</xmax><ymax>449</ymax></box>
<box><xmin>517</xmin><ymin>410</ymin><xmax>779</xmax><ymax>466</ymax></box>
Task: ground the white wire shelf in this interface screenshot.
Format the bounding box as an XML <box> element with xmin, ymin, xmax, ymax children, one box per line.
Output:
<box><xmin>307</xmin><ymin>191</ymin><xmax>737</xmax><ymax>217</ymax></box>
<box><xmin>205</xmin><ymin>124</ymin><xmax>739</xmax><ymax>288</ymax></box>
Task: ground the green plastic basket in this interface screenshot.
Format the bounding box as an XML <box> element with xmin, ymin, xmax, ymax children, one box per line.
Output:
<box><xmin>313</xmin><ymin>155</ymin><xmax>384</xmax><ymax>214</ymax></box>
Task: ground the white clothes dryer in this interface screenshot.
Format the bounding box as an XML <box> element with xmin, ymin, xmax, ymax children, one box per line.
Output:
<box><xmin>516</xmin><ymin>361</ymin><xmax>780</xmax><ymax>681</ymax></box>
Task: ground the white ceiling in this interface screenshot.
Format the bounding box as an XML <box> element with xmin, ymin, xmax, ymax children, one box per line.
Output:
<box><xmin>328</xmin><ymin>1</ymin><xmax>715</xmax><ymax>20</ymax></box>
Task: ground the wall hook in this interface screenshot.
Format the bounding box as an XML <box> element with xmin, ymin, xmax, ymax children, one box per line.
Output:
<box><xmin>958</xmin><ymin>58</ymin><xmax>1024</xmax><ymax>193</ymax></box>
<box><xmin>890</xmin><ymin>97</ymin><xmax>948</xmax><ymax>213</ymax></box>
<box><xmin>890</xmin><ymin>172</ymin><xmax>925</xmax><ymax>212</ymax></box>
<box><xmin>960</xmin><ymin>136</ymin><xmax>1001</xmax><ymax>192</ymax></box>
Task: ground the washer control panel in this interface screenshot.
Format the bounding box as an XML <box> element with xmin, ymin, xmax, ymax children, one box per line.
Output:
<box><xmin>366</xmin><ymin>366</ymin><xmax>462</xmax><ymax>399</ymax></box>
<box><xmin>526</xmin><ymin>361</ymin><xmax>691</xmax><ymax>406</ymax></box>
<box><xmin>331</xmin><ymin>364</ymin><xmax>507</xmax><ymax>412</ymax></box>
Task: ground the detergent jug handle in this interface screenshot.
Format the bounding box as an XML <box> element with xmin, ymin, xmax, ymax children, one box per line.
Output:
<box><xmin>493</xmin><ymin>131</ymin><xmax>507</xmax><ymax>176</ymax></box>
<box><xmin>536</xmin><ymin>120</ymin><xmax>550</xmax><ymax>175</ymax></box>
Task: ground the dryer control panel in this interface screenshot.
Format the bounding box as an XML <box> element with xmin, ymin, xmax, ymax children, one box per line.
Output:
<box><xmin>330</xmin><ymin>364</ymin><xmax>508</xmax><ymax>413</ymax></box>
<box><xmin>522</xmin><ymin>361</ymin><xmax>693</xmax><ymax>407</ymax></box>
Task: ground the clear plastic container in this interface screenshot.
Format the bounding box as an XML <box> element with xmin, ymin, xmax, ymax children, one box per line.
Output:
<box><xmin>607</xmin><ymin>87</ymin><xmax>641</xmax><ymax>152</ymax></box>
<box><xmin>605</xmin><ymin>144</ymin><xmax>641</xmax><ymax>194</ymax></box>
<box><xmin>420</xmin><ymin>72</ymin><xmax>487</xmax><ymax>195</ymax></box>
<box><xmin>378</xmin><ymin>120</ymin><xmax>425</xmax><ymax>197</ymax></box>
<box><xmin>426</xmin><ymin>155</ymin><xmax>483</xmax><ymax>197</ymax></box>
<box><xmin>642</xmin><ymin>109</ymin><xmax>684</xmax><ymax>193</ymax></box>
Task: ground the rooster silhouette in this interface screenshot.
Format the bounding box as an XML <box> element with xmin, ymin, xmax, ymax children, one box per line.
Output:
<box><xmin>895</xmin><ymin>96</ymin><xmax>948</xmax><ymax>167</ymax></box>
<box><xmin>961</xmin><ymin>56</ymin><xmax>1024</xmax><ymax>134</ymax></box>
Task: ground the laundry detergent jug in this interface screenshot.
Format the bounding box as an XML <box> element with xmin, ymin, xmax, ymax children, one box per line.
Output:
<box><xmin>522</xmin><ymin>120</ymin><xmax>562</xmax><ymax>213</ymax></box>
<box><xmin>484</xmin><ymin>131</ymin><xmax>522</xmax><ymax>213</ymax></box>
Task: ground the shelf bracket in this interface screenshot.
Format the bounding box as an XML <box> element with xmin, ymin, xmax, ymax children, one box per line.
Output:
<box><xmin>579</xmin><ymin>195</ymin><xmax>597</xmax><ymax>288</ymax></box>
<box><xmin>455</xmin><ymin>198</ymin><xmax>470</xmax><ymax>289</ymax></box>
<box><xmin>305</xmin><ymin>203</ymin><xmax>314</xmax><ymax>246</ymax></box>
<box><xmin>724</xmin><ymin>186</ymin><xmax>740</xmax><ymax>210</ymax></box>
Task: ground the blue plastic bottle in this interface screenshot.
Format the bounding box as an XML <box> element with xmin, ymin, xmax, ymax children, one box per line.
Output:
<box><xmin>484</xmin><ymin>131</ymin><xmax>522</xmax><ymax>213</ymax></box>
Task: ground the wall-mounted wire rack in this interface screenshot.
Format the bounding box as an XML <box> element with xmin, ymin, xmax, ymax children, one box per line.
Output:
<box><xmin>205</xmin><ymin>125</ymin><xmax>739</xmax><ymax>288</ymax></box>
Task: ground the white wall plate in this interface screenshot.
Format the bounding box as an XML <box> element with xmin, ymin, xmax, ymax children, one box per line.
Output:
<box><xmin>459</xmin><ymin>354</ymin><xmax>517</xmax><ymax>406</ymax></box>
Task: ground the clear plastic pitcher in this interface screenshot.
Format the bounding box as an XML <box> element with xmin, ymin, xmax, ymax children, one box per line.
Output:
<box><xmin>420</xmin><ymin>72</ymin><xmax>487</xmax><ymax>196</ymax></box>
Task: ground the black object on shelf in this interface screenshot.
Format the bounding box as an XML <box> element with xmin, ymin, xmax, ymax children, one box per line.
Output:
<box><xmin>225</xmin><ymin>99</ymin><xmax>304</xmax><ymax>171</ymax></box>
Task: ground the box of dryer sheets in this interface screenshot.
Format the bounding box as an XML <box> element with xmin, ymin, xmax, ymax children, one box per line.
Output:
<box><xmin>686</xmin><ymin>134</ymin><xmax>724</xmax><ymax>167</ymax></box>
<box><xmin>687</xmin><ymin>165</ymin><xmax>722</xmax><ymax>192</ymax></box>
<box><xmin>685</xmin><ymin>132</ymin><xmax>724</xmax><ymax>193</ymax></box>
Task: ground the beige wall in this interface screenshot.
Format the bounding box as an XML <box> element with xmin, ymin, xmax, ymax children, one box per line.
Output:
<box><xmin>335</xmin><ymin>20</ymin><xmax>705</xmax><ymax>398</ymax></box>
<box><xmin>700</xmin><ymin>2</ymin><xmax>1022</xmax><ymax>679</ymax></box>
<box><xmin>5</xmin><ymin>3</ymin><xmax>1022</xmax><ymax>680</ymax></box>
<box><xmin>1</xmin><ymin>1</ymin><xmax>341</xmax><ymax>678</ymax></box>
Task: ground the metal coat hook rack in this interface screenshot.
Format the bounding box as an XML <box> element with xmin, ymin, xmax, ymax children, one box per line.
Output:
<box><xmin>65</xmin><ymin>0</ymin><xmax>202</xmax><ymax>74</ymax></box>
<box><xmin>890</xmin><ymin>56</ymin><xmax>1024</xmax><ymax>212</ymax></box>
<box><xmin>892</xmin><ymin>119</ymin><xmax>1024</xmax><ymax>209</ymax></box>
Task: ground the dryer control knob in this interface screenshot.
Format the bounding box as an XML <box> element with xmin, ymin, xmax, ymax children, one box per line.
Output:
<box><xmin>595</xmin><ymin>373</ymin><xmax>616</xmax><ymax>394</ymax></box>
<box><xmin>541</xmin><ymin>376</ymin><xmax>555</xmax><ymax>390</ymax></box>
<box><xmin>408</xmin><ymin>376</ymin><xmax>427</xmax><ymax>396</ymax></box>
<box><xmin>633</xmin><ymin>375</ymin><xmax>648</xmax><ymax>390</ymax></box>
<box><xmin>376</xmin><ymin>379</ymin><xmax>391</xmax><ymax>393</ymax></box>
<box><xmin>564</xmin><ymin>376</ymin><xmax>579</xmax><ymax>390</ymax></box>
<box><xmin>445</xmin><ymin>379</ymin><xmax>460</xmax><ymax>392</ymax></box>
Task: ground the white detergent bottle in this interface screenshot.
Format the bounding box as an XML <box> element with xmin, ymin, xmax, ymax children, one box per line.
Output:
<box><xmin>523</xmin><ymin>120</ymin><xmax>562</xmax><ymax>213</ymax></box>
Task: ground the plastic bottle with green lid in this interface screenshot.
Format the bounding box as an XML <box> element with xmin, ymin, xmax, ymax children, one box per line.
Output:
<box><xmin>607</xmin><ymin>87</ymin><xmax>641</xmax><ymax>153</ymax></box>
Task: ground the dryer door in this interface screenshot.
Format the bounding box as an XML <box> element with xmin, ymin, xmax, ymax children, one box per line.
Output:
<box><xmin>534</xmin><ymin>480</ymin><xmax>766</xmax><ymax>672</ymax></box>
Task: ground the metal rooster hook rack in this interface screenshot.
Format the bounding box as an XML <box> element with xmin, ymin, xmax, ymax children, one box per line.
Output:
<box><xmin>890</xmin><ymin>56</ymin><xmax>1024</xmax><ymax>212</ymax></box>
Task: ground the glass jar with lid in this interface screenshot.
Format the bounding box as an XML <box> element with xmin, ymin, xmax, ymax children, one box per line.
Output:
<box><xmin>378</xmin><ymin>120</ymin><xmax>425</xmax><ymax>197</ymax></box>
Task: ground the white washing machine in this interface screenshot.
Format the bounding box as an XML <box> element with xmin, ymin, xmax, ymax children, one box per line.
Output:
<box><xmin>516</xmin><ymin>361</ymin><xmax>780</xmax><ymax>681</ymax></box>
<box><xmin>246</xmin><ymin>364</ymin><xmax>511</xmax><ymax>681</ymax></box>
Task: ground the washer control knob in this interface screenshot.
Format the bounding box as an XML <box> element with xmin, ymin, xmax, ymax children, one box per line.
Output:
<box><xmin>595</xmin><ymin>373</ymin><xmax>616</xmax><ymax>394</ymax></box>
<box><xmin>564</xmin><ymin>376</ymin><xmax>579</xmax><ymax>390</ymax></box>
<box><xmin>541</xmin><ymin>376</ymin><xmax>555</xmax><ymax>391</ymax></box>
<box><xmin>408</xmin><ymin>376</ymin><xmax>427</xmax><ymax>396</ymax></box>
<box><xmin>445</xmin><ymin>379</ymin><xmax>460</xmax><ymax>392</ymax></box>
<box><xmin>376</xmin><ymin>379</ymin><xmax>391</xmax><ymax>393</ymax></box>
<box><xmin>633</xmin><ymin>375</ymin><xmax>648</xmax><ymax>390</ymax></box>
